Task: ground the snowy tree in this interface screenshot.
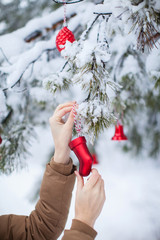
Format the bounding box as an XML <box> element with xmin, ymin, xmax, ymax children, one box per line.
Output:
<box><xmin>0</xmin><ymin>0</ymin><xmax>160</xmax><ymax>174</ymax></box>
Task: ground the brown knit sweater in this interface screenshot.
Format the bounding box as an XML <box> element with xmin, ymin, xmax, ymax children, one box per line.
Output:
<box><xmin>0</xmin><ymin>158</ymin><xmax>97</xmax><ymax>240</ymax></box>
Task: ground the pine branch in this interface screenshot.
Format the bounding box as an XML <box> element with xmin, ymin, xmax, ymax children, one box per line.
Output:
<box><xmin>0</xmin><ymin>122</ymin><xmax>36</xmax><ymax>174</ymax></box>
<box><xmin>117</xmin><ymin>0</ymin><xmax>160</xmax><ymax>52</ymax></box>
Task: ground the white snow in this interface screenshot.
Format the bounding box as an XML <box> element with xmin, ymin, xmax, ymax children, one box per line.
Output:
<box><xmin>0</xmin><ymin>34</ymin><xmax>27</xmax><ymax>63</ymax></box>
<box><xmin>1</xmin><ymin>0</ymin><xmax>14</xmax><ymax>4</ymax></box>
<box><xmin>146</xmin><ymin>48</ymin><xmax>160</xmax><ymax>73</ymax></box>
<box><xmin>1</xmin><ymin>0</ymin><xmax>160</xmax><ymax>239</ymax></box>
<box><xmin>0</xmin><ymin>21</ymin><xmax>7</xmax><ymax>33</ymax></box>
<box><xmin>1</xmin><ymin>126</ymin><xmax>160</xmax><ymax>240</ymax></box>
<box><xmin>0</xmin><ymin>90</ymin><xmax>7</xmax><ymax>120</ymax></box>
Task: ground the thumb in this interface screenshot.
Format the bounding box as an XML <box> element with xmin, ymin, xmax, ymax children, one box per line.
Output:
<box><xmin>75</xmin><ymin>170</ymin><xmax>84</xmax><ymax>190</ymax></box>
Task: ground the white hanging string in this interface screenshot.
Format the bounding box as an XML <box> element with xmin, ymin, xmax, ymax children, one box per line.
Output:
<box><xmin>72</xmin><ymin>104</ymin><xmax>82</xmax><ymax>137</ymax></box>
<box><xmin>63</xmin><ymin>0</ymin><xmax>67</xmax><ymax>26</ymax></box>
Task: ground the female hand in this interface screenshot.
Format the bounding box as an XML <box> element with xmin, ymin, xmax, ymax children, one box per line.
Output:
<box><xmin>49</xmin><ymin>101</ymin><xmax>76</xmax><ymax>164</ymax></box>
<box><xmin>74</xmin><ymin>169</ymin><xmax>106</xmax><ymax>228</ymax></box>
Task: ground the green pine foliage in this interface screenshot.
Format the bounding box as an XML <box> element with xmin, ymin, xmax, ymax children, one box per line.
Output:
<box><xmin>0</xmin><ymin>121</ymin><xmax>35</xmax><ymax>174</ymax></box>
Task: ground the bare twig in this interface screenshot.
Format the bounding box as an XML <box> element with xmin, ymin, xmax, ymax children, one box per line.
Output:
<box><xmin>60</xmin><ymin>61</ymin><xmax>69</xmax><ymax>72</ymax></box>
<box><xmin>52</xmin><ymin>0</ymin><xmax>84</xmax><ymax>4</ymax></box>
<box><xmin>93</xmin><ymin>12</ymin><xmax>112</xmax><ymax>15</ymax></box>
<box><xmin>81</xmin><ymin>15</ymin><xmax>100</xmax><ymax>41</ymax></box>
<box><xmin>0</xmin><ymin>48</ymin><xmax>12</xmax><ymax>65</ymax></box>
<box><xmin>83</xmin><ymin>13</ymin><xmax>112</xmax><ymax>42</ymax></box>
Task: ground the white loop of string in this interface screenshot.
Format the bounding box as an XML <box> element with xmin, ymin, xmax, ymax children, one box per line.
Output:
<box><xmin>63</xmin><ymin>0</ymin><xmax>67</xmax><ymax>26</ymax></box>
<box><xmin>72</xmin><ymin>104</ymin><xmax>81</xmax><ymax>137</ymax></box>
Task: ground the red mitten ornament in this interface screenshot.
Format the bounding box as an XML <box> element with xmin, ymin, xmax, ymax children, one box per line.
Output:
<box><xmin>56</xmin><ymin>26</ymin><xmax>75</xmax><ymax>52</ymax></box>
<box><xmin>69</xmin><ymin>136</ymin><xmax>93</xmax><ymax>177</ymax></box>
<box><xmin>0</xmin><ymin>136</ymin><xmax>2</xmax><ymax>144</ymax></box>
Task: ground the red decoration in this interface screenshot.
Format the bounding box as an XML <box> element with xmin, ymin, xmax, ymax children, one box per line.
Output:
<box><xmin>92</xmin><ymin>153</ymin><xmax>99</xmax><ymax>164</ymax></box>
<box><xmin>56</xmin><ymin>26</ymin><xmax>75</xmax><ymax>52</ymax></box>
<box><xmin>112</xmin><ymin>124</ymin><xmax>128</xmax><ymax>141</ymax></box>
<box><xmin>69</xmin><ymin>136</ymin><xmax>93</xmax><ymax>176</ymax></box>
<box><xmin>0</xmin><ymin>136</ymin><xmax>2</xmax><ymax>144</ymax></box>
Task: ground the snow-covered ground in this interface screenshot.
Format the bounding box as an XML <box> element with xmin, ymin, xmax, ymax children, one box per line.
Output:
<box><xmin>1</xmin><ymin>125</ymin><xmax>160</xmax><ymax>240</ymax></box>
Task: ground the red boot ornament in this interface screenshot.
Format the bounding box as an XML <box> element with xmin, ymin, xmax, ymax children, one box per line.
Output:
<box><xmin>69</xmin><ymin>104</ymin><xmax>93</xmax><ymax>176</ymax></box>
<box><xmin>69</xmin><ymin>136</ymin><xmax>93</xmax><ymax>177</ymax></box>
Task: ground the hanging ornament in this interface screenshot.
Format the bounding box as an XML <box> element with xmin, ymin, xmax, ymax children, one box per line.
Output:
<box><xmin>0</xmin><ymin>136</ymin><xmax>2</xmax><ymax>144</ymax></box>
<box><xmin>92</xmin><ymin>153</ymin><xmax>99</xmax><ymax>165</ymax></box>
<box><xmin>69</xmin><ymin>136</ymin><xmax>93</xmax><ymax>176</ymax></box>
<box><xmin>55</xmin><ymin>0</ymin><xmax>75</xmax><ymax>52</ymax></box>
<box><xmin>56</xmin><ymin>27</ymin><xmax>75</xmax><ymax>52</ymax></box>
<box><xmin>69</xmin><ymin>104</ymin><xmax>93</xmax><ymax>176</ymax></box>
<box><xmin>111</xmin><ymin>124</ymin><xmax>128</xmax><ymax>141</ymax></box>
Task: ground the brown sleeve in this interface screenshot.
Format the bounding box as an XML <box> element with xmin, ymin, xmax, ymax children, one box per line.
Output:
<box><xmin>61</xmin><ymin>219</ymin><xmax>97</xmax><ymax>240</ymax></box>
<box><xmin>0</xmin><ymin>157</ymin><xmax>76</xmax><ymax>240</ymax></box>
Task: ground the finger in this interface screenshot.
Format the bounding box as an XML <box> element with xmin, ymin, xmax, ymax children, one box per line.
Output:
<box><xmin>101</xmin><ymin>178</ymin><xmax>105</xmax><ymax>190</ymax></box>
<box><xmin>66</xmin><ymin>110</ymin><xmax>74</xmax><ymax>128</ymax></box>
<box><xmin>91</xmin><ymin>176</ymin><xmax>102</xmax><ymax>197</ymax></box>
<box><xmin>86</xmin><ymin>168</ymin><xmax>97</xmax><ymax>181</ymax></box>
<box><xmin>85</xmin><ymin>168</ymin><xmax>100</xmax><ymax>189</ymax></box>
<box><xmin>91</xmin><ymin>168</ymin><xmax>99</xmax><ymax>174</ymax></box>
<box><xmin>101</xmin><ymin>179</ymin><xmax>106</xmax><ymax>200</ymax></box>
<box><xmin>55</xmin><ymin>101</ymin><xmax>76</xmax><ymax>112</ymax></box>
<box><xmin>75</xmin><ymin>170</ymin><xmax>84</xmax><ymax>190</ymax></box>
<box><xmin>57</xmin><ymin>106</ymin><xmax>73</xmax><ymax>120</ymax></box>
<box><xmin>95</xmin><ymin>175</ymin><xmax>102</xmax><ymax>190</ymax></box>
<box><xmin>86</xmin><ymin>168</ymin><xmax>99</xmax><ymax>181</ymax></box>
<box><xmin>99</xmin><ymin>179</ymin><xmax>106</xmax><ymax>202</ymax></box>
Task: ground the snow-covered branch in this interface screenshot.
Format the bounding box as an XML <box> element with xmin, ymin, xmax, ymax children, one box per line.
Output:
<box><xmin>24</xmin><ymin>13</ymin><xmax>76</xmax><ymax>43</ymax></box>
<box><xmin>1</xmin><ymin>38</ymin><xmax>56</xmax><ymax>89</ymax></box>
<box><xmin>0</xmin><ymin>2</ymin><xmax>94</xmax><ymax>90</ymax></box>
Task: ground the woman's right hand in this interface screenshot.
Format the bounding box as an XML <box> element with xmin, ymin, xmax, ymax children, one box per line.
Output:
<box><xmin>49</xmin><ymin>101</ymin><xmax>76</xmax><ymax>165</ymax></box>
<box><xmin>74</xmin><ymin>169</ymin><xmax>106</xmax><ymax>228</ymax></box>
